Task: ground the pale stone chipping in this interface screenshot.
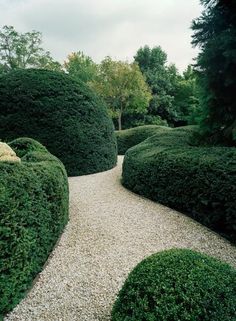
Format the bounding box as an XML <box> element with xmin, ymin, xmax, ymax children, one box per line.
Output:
<box><xmin>4</xmin><ymin>156</ymin><xmax>236</xmax><ymax>321</ymax></box>
<box><xmin>0</xmin><ymin>142</ymin><xmax>21</xmax><ymax>163</ymax></box>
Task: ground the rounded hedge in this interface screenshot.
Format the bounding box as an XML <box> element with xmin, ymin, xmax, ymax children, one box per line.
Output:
<box><xmin>112</xmin><ymin>249</ymin><xmax>236</xmax><ymax>321</ymax></box>
<box><xmin>0</xmin><ymin>69</ymin><xmax>117</xmax><ymax>176</ymax></box>
<box><xmin>122</xmin><ymin>128</ymin><xmax>236</xmax><ymax>243</ymax></box>
<box><xmin>0</xmin><ymin>138</ymin><xmax>69</xmax><ymax>318</ymax></box>
<box><xmin>115</xmin><ymin>125</ymin><xmax>171</xmax><ymax>155</ymax></box>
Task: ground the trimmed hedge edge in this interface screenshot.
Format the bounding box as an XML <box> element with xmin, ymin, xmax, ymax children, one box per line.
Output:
<box><xmin>0</xmin><ymin>137</ymin><xmax>69</xmax><ymax>319</ymax></box>
<box><xmin>122</xmin><ymin>135</ymin><xmax>236</xmax><ymax>243</ymax></box>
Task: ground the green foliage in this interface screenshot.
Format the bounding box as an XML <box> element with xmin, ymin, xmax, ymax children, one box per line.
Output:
<box><xmin>133</xmin><ymin>115</ymin><xmax>168</xmax><ymax>127</ymax></box>
<box><xmin>0</xmin><ymin>69</ymin><xmax>117</xmax><ymax>176</ymax></box>
<box><xmin>173</xmin><ymin>66</ymin><xmax>200</xmax><ymax>124</ymax></box>
<box><xmin>0</xmin><ymin>25</ymin><xmax>61</xmax><ymax>71</ymax></box>
<box><xmin>64</xmin><ymin>51</ymin><xmax>98</xmax><ymax>84</ymax></box>
<box><xmin>134</xmin><ymin>47</ymin><xmax>200</xmax><ymax>126</ymax></box>
<box><xmin>9</xmin><ymin>137</ymin><xmax>47</xmax><ymax>158</ymax></box>
<box><xmin>192</xmin><ymin>0</ymin><xmax>236</xmax><ymax>145</ymax></box>
<box><xmin>91</xmin><ymin>56</ymin><xmax>152</xmax><ymax>130</ymax></box>
<box><xmin>0</xmin><ymin>138</ymin><xmax>69</xmax><ymax>319</ymax></box>
<box><xmin>134</xmin><ymin>46</ymin><xmax>179</xmax><ymax>124</ymax></box>
<box><xmin>113</xmin><ymin>114</ymin><xmax>168</xmax><ymax>130</ymax></box>
<box><xmin>116</xmin><ymin>125</ymin><xmax>171</xmax><ymax>155</ymax></box>
<box><xmin>112</xmin><ymin>249</ymin><xmax>236</xmax><ymax>321</ymax></box>
<box><xmin>122</xmin><ymin>127</ymin><xmax>236</xmax><ymax>243</ymax></box>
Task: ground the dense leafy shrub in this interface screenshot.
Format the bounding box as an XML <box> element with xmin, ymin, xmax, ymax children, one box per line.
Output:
<box><xmin>0</xmin><ymin>69</ymin><xmax>117</xmax><ymax>176</ymax></box>
<box><xmin>112</xmin><ymin>249</ymin><xmax>236</xmax><ymax>321</ymax></box>
<box><xmin>0</xmin><ymin>138</ymin><xmax>69</xmax><ymax>319</ymax></box>
<box><xmin>123</xmin><ymin>136</ymin><xmax>236</xmax><ymax>242</ymax></box>
<box><xmin>116</xmin><ymin>125</ymin><xmax>171</xmax><ymax>155</ymax></box>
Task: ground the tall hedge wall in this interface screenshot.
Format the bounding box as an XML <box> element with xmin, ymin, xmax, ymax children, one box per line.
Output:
<box><xmin>0</xmin><ymin>69</ymin><xmax>117</xmax><ymax>176</ymax></box>
<box><xmin>112</xmin><ymin>249</ymin><xmax>236</xmax><ymax>321</ymax></box>
<box><xmin>122</xmin><ymin>131</ymin><xmax>236</xmax><ymax>243</ymax></box>
<box><xmin>0</xmin><ymin>138</ymin><xmax>69</xmax><ymax>319</ymax></box>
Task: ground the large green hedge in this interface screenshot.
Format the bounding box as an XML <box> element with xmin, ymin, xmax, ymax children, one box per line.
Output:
<box><xmin>122</xmin><ymin>130</ymin><xmax>236</xmax><ymax>243</ymax></box>
<box><xmin>115</xmin><ymin>125</ymin><xmax>171</xmax><ymax>155</ymax></box>
<box><xmin>0</xmin><ymin>69</ymin><xmax>117</xmax><ymax>176</ymax></box>
<box><xmin>0</xmin><ymin>138</ymin><xmax>69</xmax><ymax>319</ymax></box>
<box><xmin>112</xmin><ymin>249</ymin><xmax>236</xmax><ymax>321</ymax></box>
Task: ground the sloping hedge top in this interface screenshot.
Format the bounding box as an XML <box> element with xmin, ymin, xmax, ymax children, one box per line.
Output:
<box><xmin>0</xmin><ymin>137</ymin><xmax>69</xmax><ymax>319</ymax></box>
<box><xmin>0</xmin><ymin>69</ymin><xmax>117</xmax><ymax>176</ymax></box>
<box><xmin>116</xmin><ymin>125</ymin><xmax>199</xmax><ymax>155</ymax></box>
<box><xmin>115</xmin><ymin>125</ymin><xmax>171</xmax><ymax>155</ymax></box>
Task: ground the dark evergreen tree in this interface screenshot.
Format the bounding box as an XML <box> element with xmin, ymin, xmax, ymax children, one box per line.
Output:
<box><xmin>192</xmin><ymin>0</ymin><xmax>236</xmax><ymax>145</ymax></box>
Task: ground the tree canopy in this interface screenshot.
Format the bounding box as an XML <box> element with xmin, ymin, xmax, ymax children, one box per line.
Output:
<box><xmin>134</xmin><ymin>45</ymin><xmax>199</xmax><ymax>126</ymax></box>
<box><xmin>64</xmin><ymin>51</ymin><xmax>98</xmax><ymax>83</ymax></box>
<box><xmin>0</xmin><ymin>25</ymin><xmax>61</xmax><ymax>71</ymax></box>
<box><xmin>91</xmin><ymin>56</ymin><xmax>152</xmax><ymax>130</ymax></box>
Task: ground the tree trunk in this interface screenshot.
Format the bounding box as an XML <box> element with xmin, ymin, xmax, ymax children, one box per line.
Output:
<box><xmin>118</xmin><ymin>113</ymin><xmax>122</xmax><ymax>131</ymax></box>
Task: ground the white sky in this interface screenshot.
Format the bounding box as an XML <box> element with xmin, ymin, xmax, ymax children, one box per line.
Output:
<box><xmin>0</xmin><ymin>0</ymin><xmax>203</xmax><ymax>72</ymax></box>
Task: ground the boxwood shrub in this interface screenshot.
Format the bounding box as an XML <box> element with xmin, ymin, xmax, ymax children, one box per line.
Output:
<box><xmin>0</xmin><ymin>69</ymin><xmax>117</xmax><ymax>176</ymax></box>
<box><xmin>112</xmin><ymin>249</ymin><xmax>236</xmax><ymax>321</ymax></box>
<box><xmin>0</xmin><ymin>138</ymin><xmax>69</xmax><ymax>319</ymax></box>
<box><xmin>122</xmin><ymin>133</ymin><xmax>236</xmax><ymax>243</ymax></box>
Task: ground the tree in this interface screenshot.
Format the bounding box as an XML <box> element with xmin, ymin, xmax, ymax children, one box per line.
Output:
<box><xmin>0</xmin><ymin>25</ymin><xmax>61</xmax><ymax>71</ymax></box>
<box><xmin>192</xmin><ymin>0</ymin><xmax>236</xmax><ymax>145</ymax></box>
<box><xmin>134</xmin><ymin>45</ymin><xmax>180</xmax><ymax>124</ymax></box>
<box><xmin>91</xmin><ymin>57</ymin><xmax>152</xmax><ymax>130</ymax></box>
<box><xmin>64</xmin><ymin>51</ymin><xmax>98</xmax><ymax>83</ymax></box>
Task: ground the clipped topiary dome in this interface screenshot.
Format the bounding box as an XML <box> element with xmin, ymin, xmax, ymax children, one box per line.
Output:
<box><xmin>112</xmin><ymin>249</ymin><xmax>236</xmax><ymax>321</ymax></box>
<box><xmin>0</xmin><ymin>69</ymin><xmax>117</xmax><ymax>176</ymax></box>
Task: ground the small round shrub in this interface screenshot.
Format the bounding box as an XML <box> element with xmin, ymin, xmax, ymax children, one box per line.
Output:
<box><xmin>112</xmin><ymin>249</ymin><xmax>236</xmax><ymax>321</ymax></box>
<box><xmin>0</xmin><ymin>69</ymin><xmax>117</xmax><ymax>176</ymax></box>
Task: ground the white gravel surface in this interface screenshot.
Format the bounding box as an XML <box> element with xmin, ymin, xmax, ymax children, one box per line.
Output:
<box><xmin>5</xmin><ymin>156</ymin><xmax>236</xmax><ymax>321</ymax></box>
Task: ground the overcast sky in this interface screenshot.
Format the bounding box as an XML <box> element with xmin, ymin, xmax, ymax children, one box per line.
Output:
<box><xmin>0</xmin><ymin>0</ymin><xmax>203</xmax><ymax>72</ymax></box>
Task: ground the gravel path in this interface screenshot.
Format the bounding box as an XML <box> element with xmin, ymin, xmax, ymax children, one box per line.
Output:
<box><xmin>5</xmin><ymin>156</ymin><xmax>236</xmax><ymax>321</ymax></box>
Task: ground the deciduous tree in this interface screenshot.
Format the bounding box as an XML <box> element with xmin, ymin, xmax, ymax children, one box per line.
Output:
<box><xmin>0</xmin><ymin>25</ymin><xmax>60</xmax><ymax>71</ymax></box>
<box><xmin>91</xmin><ymin>57</ymin><xmax>151</xmax><ymax>130</ymax></box>
<box><xmin>64</xmin><ymin>51</ymin><xmax>98</xmax><ymax>83</ymax></box>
